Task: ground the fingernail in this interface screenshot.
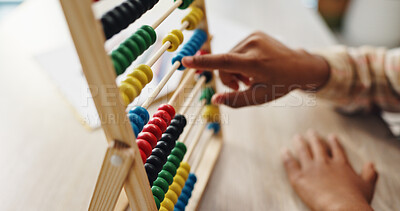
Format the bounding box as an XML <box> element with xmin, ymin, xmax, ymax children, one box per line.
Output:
<box><xmin>182</xmin><ymin>56</ymin><xmax>193</xmax><ymax>66</ymax></box>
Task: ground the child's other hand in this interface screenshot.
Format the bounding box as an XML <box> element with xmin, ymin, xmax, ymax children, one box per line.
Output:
<box><xmin>282</xmin><ymin>130</ymin><xmax>377</xmax><ymax>211</ymax></box>
<box><xmin>182</xmin><ymin>31</ymin><xmax>330</xmax><ymax>108</ymax></box>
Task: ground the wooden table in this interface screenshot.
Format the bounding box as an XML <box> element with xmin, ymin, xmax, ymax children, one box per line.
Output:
<box><xmin>0</xmin><ymin>0</ymin><xmax>399</xmax><ymax>210</ymax></box>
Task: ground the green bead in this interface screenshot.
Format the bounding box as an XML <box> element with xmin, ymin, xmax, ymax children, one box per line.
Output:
<box><xmin>112</xmin><ymin>58</ymin><xmax>123</xmax><ymax>75</ymax></box>
<box><xmin>158</xmin><ymin>170</ymin><xmax>173</xmax><ymax>185</ymax></box>
<box><xmin>111</xmin><ymin>51</ymin><xmax>129</xmax><ymax>70</ymax></box>
<box><xmin>130</xmin><ymin>34</ymin><xmax>146</xmax><ymax>53</ymax></box>
<box><xmin>140</xmin><ymin>25</ymin><xmax>157</xmax><ymax>44</ymax></box>
<box><xmin>136</xmin><ymin>28</ymin><xmax>152</xmax><ymax>47</ymax></box>
<box><xmin>122</xmin><ymin>39</ymin><xmax>140</xmax><ymax>59</ymax></box>
<box><xmin>171</xmin><ymin>148</ymin><xmax>184</xmax><ymax>160</ymax></box>
<box><xmin>119</xmin><ymin>45</ymin><xmax>134</xmax><ymax>62</ymax></box>
<box><xmin>167</xmin><ymin>154</ymin><xmax>181</xmax><ymax>167</ymax></box>
<box><xmin>200</xmin><ymin>87</ymin><xmax>215</xmax><ymax>104</ymax></box>
<box><xmin>162</xmin><ymin>161</ymin><xmax>177</xmax><ymax>176</ymax></box>
<box><xmin>152</xmin><ymin>186</ymin><xmax>165</xmax><ymax>202</ymax></box>
<box><xmin>175</xmin><ymin>142</ymin><xmax>187</xmax><ymax>154</ymax></box>
<box><xmin>176</xmin><ymin>0</ymin><xmax>190</xmax><ymax>9</ymax></box>
<box><xmin>154</xmin><ymin>195</ymin><xmax>160</xmax><ymax>209</ymax></box>
<box><xmin>154</xmin><ymin>177</ymin><xmax>169</xmax><ymax>193</ymax></box>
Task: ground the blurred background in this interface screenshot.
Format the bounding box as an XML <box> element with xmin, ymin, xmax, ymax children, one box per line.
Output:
<box><xmin>2</xmin><ymin>0</ymin><xmax>400</xmax><ymax>47</ymax></box>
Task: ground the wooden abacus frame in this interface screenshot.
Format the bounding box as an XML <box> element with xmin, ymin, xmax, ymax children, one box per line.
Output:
<box><xmin>59</xmin><ymin>0</ymin><xmax>223</xmax><ymax>210</ymax></box>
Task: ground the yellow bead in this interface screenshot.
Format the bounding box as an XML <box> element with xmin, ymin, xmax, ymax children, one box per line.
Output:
<box><xmin>171</xmin><ymin>29</ymin><xmax>184</xmax><ymax>44</ymax></box>
<box><xmin>119</xmin><ymin>82</ymin><xmax>138</xmax><ymax>102</ymax></box>
<box><xmin>120</xmin><ymin>92</ymin><xmax>130</xmax><ymax>106</ymax></box>
<box><xmin>182</xmin><ymin>15</ymin><xmax>198</xmax><ymax>30</ymax></box>
<box><xmin>173</xmin><ymin>174</ymin><xmax>186</xmax><ymax>188</ymax></box>
<box><xmin>191</xmin><ymin>7</ymin><xmax>204</xmax><ymax>21</ymax></box>
<box><xmin>165</xmin><ymin>189</ymin><xmax>178</xmax><ymax>204</ymax></box>
<box><xmin>177</xmin><ymin>167</ymin><xmax>189</xmax><ymax>181</ymax></box>
<box><xmin>202</xmin><ymin>105</ymin><xmax>220</xmax><ymax>122</ymax></box>
<box><xmin>179</xmin><ymin>162</ymin><xmax>191</xmax><ymax>172</ymax></box>
<box><xmin>160</xmin><ymin>198</ymin><xmax>174</xmax><ymax>211</ymax></box>
<box><xmin>128</xmin><ymin>69</ymin><xmax>148</xmax><ymax>86</ymax></box>
<box><xmin>163</xmin><ymin>33</ymin><xmax>181</xmax><ymax>52</ymax></box>
<box><xmin>136</xmin><ymin>64</ymin><xmax>153</xmax><ymax>82</ymax></box>
<box><xmin>159</xmin><ymin>207</ymin><xmax>169</xmax><ymax>211</ymax></box>
<box><xmin>125</xmin><ymin>77</ymin><xmax>143</xmax><ymax>95</ymax></box>
<box><xmin>169</xmin><ymin>182</ymin><xmax>182</xmax><ymax>196</ymax></box>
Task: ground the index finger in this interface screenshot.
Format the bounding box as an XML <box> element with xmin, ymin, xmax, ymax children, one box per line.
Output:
<box><xmin>182</xmin><ymin>53</ymin><xmax>251</xmax><ymax>73</ymax></box>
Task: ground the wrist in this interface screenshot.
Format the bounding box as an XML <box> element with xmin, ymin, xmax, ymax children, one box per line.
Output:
<box><xmin>295</xmin><ymin>49</ymin><xmax>330</xmax><ymax>91</ymax></box>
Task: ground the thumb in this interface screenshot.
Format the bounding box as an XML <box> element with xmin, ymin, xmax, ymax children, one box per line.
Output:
<box><xmin>182</xmin><ymin>53</ymin><xmax>250</xmax><ymax>73</ymax></box>
<box><xmin>361</xmin><ymin>162</ymin><xmax>378</xmax><ymax>187</ymax></box>
<box><xmin>211</xmin><ymin>84</ymin><xmax>269</xmax><ymax>108</ymax></box>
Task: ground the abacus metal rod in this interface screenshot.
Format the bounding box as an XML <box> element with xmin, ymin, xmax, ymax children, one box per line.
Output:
<box><xmin>178</xmin><ymin>99</ymin><xmax>206</xmax><ymax>144</ymax></box>
<box><xmin>141</xmin><ymin>61</ymin><xmax>181</xmax><ymax>109</ymax></box>
<box><xmin>179</xmin><ymin>76</ymin><xmax>206</xmax><ymax>114</ymax></box>
<box><xmin>183</xmin><ymin>121</ymin><xmax>207</xmax><ymax>163</ymax></box>
<box><xmin>168</xmin><ymin>68</ymin><xmax>197</xmax><ymax>106</ymax></box>
<box><xmin>151</xmin><ymin>0</ymin><xmax>183</xmax><ymax>29</ymax></box>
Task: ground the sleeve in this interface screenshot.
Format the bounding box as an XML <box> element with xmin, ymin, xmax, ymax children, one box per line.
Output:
<box><xmin>313</xmin><ymin>46</ymin><xmax>400</xmax><ymax>114</ymax></box>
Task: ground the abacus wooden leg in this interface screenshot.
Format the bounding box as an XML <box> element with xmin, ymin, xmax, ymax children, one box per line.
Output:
<box><xmin>89</xmin><ymin>141</ymin><xmax>134</xmax><ymax>211</ymax></box>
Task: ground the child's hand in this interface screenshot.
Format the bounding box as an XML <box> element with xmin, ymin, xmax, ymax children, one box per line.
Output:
<box><xmin>282</xmin><ymin>130</ymin><xmax>377</xmax><ymax>211</ymax></box>
<box><xmin>182</xmin><ymin>31</ymin><xmax>330</xmax><ymax>108</ymax></box>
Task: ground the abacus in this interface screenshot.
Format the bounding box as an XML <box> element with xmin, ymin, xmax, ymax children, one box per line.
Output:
<box><xmin>59</xmin><ymin>0</ymin><xmax>223</xmax><ymax>210</ymax></box>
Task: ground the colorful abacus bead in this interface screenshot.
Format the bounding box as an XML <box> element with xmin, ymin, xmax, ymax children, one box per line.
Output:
<box><xmin>162</xmin><ymin>29</ymin><xmax>184</xmax><ymax>52</ymax></box>
<box><xmin>145</xmin><ymin>134</ymin><xmax>187</xmax><ymax>185</ymax></box>
<box><xmin>200</xmin><ymin>87</ymin><xmax>215</xmax><ymax>105</ymax></box>
<box><xmin>119</xmin><ymin>64</ymin><xmax>153</xmax><ymax>106</ymax></box>
<box><xmin>111</xmin><ymin>25</ymin><xmax>156</xmax><ymax>75</ymax></box>
<box><xmin>159</xmin><ymin>162</ymin><xmax>191</xmax><ymax>210</ymax></box>
<box><xmin>128</xmin><ymin>106</ymin><xmax>150</xmax><ymax>136</ymax></box>
<box><xmin>202</xmin><ymin>105</ymin><xmax>220</xmax><ymax>122</ymax></box>
<box><xmin>207</xmin><ymin>122</ymin><xmax>221</xmax><ymax>134</ymax></box>
<box><xmin>174</xmin><ymin>0</ymin><xmax>195</xmax><ymax>9</ymax></box>
<box><xmin>175</xmin><ymin>173</ymin><xmax>197</xmax><ymax>211</ymax></box>
<box><xmin>136</xmin><ymin>104</ymin><xmax>176</xmax><ymax>163</ymax></box>
<box><xmin>182</xmin><ymin>7</ymin><xmax>204</xmax><ymax>30</ymax></box>
<box><xmin>101</xmin><ymin>0</ymin><xmax>159</xmax><ymax>39</ymax></box>
<box><xmin>171</xmin><ymin>29</ymin><xmax>208</xmax><ymax>70</ymax></box>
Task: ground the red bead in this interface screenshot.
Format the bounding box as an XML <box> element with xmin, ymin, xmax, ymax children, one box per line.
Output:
<box><xmin>137</xmin><ymin>139</ymin><xmax>152</xmax><ymax>157</ymax></box>
<box><xmin>137</xmin><ymin>132</ymin><xmax>157</xmax><ymax>148</ymax></box>
<box><xmin>153</xmin><ymin>110</ymin><xmax>172</xmax><ymax>125</ymax></box>
<box><xmin>157</xmin><ymin>104</ymin><xmax>175</xmax><ymax>119</ymax></box>
<box><xmin>139</xmin><ymin>149</ymin><xmax>147</xmax><ymax>163</ymax></box>
<box><xmin>142</xmin><ymin>124</ymin><xmax>162</xmax><ymax>140</ymax></box>
<box><xmin>148</xmin><ymin>117</ymin><xmax>168</xmax><ymax>132</ymax></box>
<box><xmin>198</xmin><ymin>50</ymin><xmax>209</xmax><ymax>55</ymax></box>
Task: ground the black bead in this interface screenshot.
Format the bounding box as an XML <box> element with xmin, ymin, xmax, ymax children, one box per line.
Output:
<box><xmin>151</xmin><ymin>148</ymin><xmax>168</xmax><ymax>163</ymax></box>
<box><xmin>146</xmin><ymin>155</ymin><xmax>163</xmax><ymax>172</ymax></box>
<box><xmin>159</xmin><ymin>133</ymin><xmax>175</xmax><ymax>149</ymax></box>
<box><xmin>174</xmin><ymin>114</ymin><xmax>187</xmax><ymax>128</ymax></box>
<box><xmin>129</xmin><ymin>0</ymin><xmax>146</xmax><ymax>15</ymax></box>
<box><xmin>200</xmin><ymin>71</ymin><xmax>213</xmax><ymax>83</ymax></box>
<box><xmin>155</xmin><ymin>141</ymin><xmax>170</xmax><ymax>152</ymax></box>
<box><xmin>165</xmin><ymin>125</ymin><xmax>180</xmax><ymax>140</ymax></box>
<box><xmin>144</xmin><ymin>163</ymin><xmax>157</xmax><ymax>185</ymax></box>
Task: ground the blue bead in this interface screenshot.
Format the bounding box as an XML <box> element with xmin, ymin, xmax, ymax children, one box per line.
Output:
<box><xmin>181</xmin><ymin>186</ymin><xmax>192</xmax><ymax>198</ymax></box>
<box><xmin>188</xmin><ymin>173</ymin><xmax>197</xmax><ymax>183</ymax></box>
<box><xmin>129</xmin><ymin>106</ymin><xmax>149</xmax><ymax>123</ymax></box>
<box><xmin>131</xmin><ymin>122</ymin><xmax>140</xmax><ymax>137</ymax></box>
<box><xmin>127</xmin><ymin>113</ymin><xmax>144</xmax><ymax>131</ymax></box>
<box><xmin>175</xmin><ymin>200</ymin><xmax>185</xmax><ymax>210</ymax></box>
<box><xmin>207</xmin><ymin>122</ymin><xmax>221</xmax><ymax>134</ymax></box>
<box><xmin>179</xmin><ymin>192</ymin><xmax>190</xmax><ymax>205</ymax></box>
<box><xmin>174</xmin><ymin>208</ymin><xmax>184</xmax><ymax>211</ymax></box>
